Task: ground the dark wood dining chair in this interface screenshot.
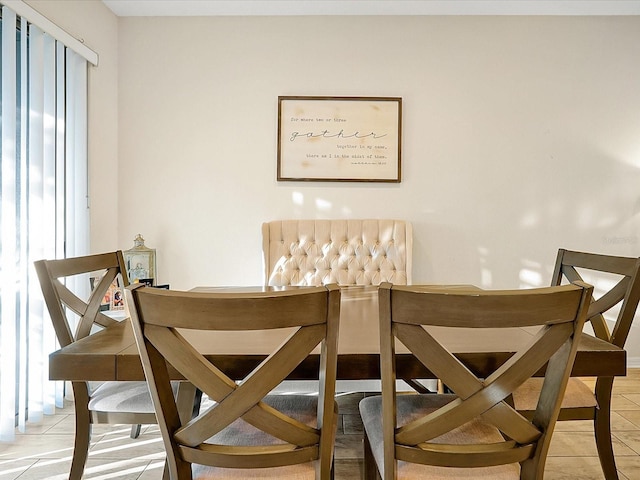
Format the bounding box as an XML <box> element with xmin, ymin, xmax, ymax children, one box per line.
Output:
<box><xmin>512</xmin><ymin>249</ymin><xmax>640</xmax><ymax>480</ymax></box>
<box><xmin>359</xmin><ymin>281</ymin><xmax>592</xmax><ymax>480</ymax></box>
<box><xmin>126</xmin><ymin>283</ymin><xmax>341</xmax><ymax>480</ymax></box>
<box><xmin>35</xmin><ymin>252</ymin><xmax>160</xmax><ymax>480</ymax></box>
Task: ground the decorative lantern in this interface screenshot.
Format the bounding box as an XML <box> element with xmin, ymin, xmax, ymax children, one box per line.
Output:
<box><xmin>123</xmin><ymin>234</ymin><xmax>157</xmax><ymax>285</ymax></box>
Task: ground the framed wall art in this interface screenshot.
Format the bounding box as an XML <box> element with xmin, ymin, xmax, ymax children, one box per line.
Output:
<box><xmin>277</xmin><ymin>96</ymin><xmax>402</xmax><ymax>182</ymax></box>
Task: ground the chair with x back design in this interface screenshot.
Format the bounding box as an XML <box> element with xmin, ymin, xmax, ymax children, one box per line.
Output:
<box><xmin>35</xmin><ymin>252</ymin><xmax>165</xmax><ymax>479</ymax></box>
<box><xmin>127</xmin><ymin>283</ymin><xmax>341</xmax><ymax>480</ymax></box>
<box><xmin>512</xmin><ymin>249</ymin><xmax>640</xmax><ymax>480</ymax></box>
<box><xmin>360</xmin><ymin>281</ymin><xmax>592</xmax><ymax>480</ymax></box>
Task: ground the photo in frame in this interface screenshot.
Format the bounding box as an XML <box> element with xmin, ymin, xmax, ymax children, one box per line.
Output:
<box><xmin>89</xmin><ymin>275</ymin><xmax>125</xmax><ymax>311</ymax></box>
<box><xmin>277</xmin><ymin>96</ymin><xmax>402</xmax><ymax>182</ymax></box>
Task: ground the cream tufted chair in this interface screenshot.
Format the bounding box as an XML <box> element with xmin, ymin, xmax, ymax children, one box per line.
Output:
<box><xmin>262</xmin><ymin>219</ymin><xmax>412</xmax><ymax>287</ymax></box>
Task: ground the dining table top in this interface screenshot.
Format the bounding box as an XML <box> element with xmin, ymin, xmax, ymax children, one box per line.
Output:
<box><xmin>48</xmin><ymin>285</ymin><xmax>627</xmax><ymax>383</ymax></box>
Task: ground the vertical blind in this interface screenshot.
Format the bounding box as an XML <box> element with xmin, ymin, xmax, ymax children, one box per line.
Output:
<box><xmin>0</xmin><ymin>3</ymin><xmax>90</xmax><ymax>441</ymax></box>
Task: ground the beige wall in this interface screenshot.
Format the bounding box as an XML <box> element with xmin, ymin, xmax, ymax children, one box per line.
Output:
<box><xmin>18</xmin><ymin>4</ymin><xmax>640</xmax><ymax>362</ymax></box>
<box><xmin>25</xmin><ymin>0</ymin><xmax>119</xmax><ymax>253</ymax></box>
<box><xmin>117</xmin><ymin>15</ymin><xmax>640</xmax><ymax>287</ymax></box>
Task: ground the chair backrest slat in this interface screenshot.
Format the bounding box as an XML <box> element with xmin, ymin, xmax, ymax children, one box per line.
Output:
<box><xmin>391</xmin><ymin>284</ymin><xmax>584</xmax><ymax>328</ymax></box>
<box><xmin>133</xmin><ymin>287</ymin><xmax>329</xmax><ymax>330</ymax></box>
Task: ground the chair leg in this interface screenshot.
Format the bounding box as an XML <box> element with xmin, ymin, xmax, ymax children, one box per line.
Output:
<box><xmin>176</xmin><ymin>382</ymin><xmax>198</xmax><ymax>423</ymax></box>
<box><xmin>130</xmin><ymin>424</ymin><xmax>142</xmax><ymax>439</ymax></box>
<box><xmin>70</xmin><ymin>386</ymin><xmax>91</xmax><ymax>480</ymax></box>
<box><xmin>162</xmin><ymin>458</ymin><xmax>170</xmax><ymax>480</ymax></box>
<box><xmin>594</xmin><ymin>377</ymin><xmax>619</xmax><ymax>480</ymax></box>
<box><xmin>192</xmin><ymin>388</ymin><xmax>203</xmax><ymax>417</ymax></box>
<box><xmin>363</xmin><ymin>431</ymin><xmax>381</xmax><ymax>480</ymax></box>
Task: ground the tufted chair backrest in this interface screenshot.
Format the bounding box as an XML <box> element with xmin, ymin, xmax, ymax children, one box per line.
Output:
<box><xmin>262</xmin><ymin>219</ymin><xmax>412</xmax><ymax>287</ymax></box>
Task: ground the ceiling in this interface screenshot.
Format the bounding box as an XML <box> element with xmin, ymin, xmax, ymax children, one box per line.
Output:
<box><xmin>101</xmin><ymin>1</ymin><xmax>640</xmax><ymax>17</ymax></box>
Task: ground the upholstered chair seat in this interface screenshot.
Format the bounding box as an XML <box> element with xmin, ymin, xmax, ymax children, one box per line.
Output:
<box><xmin>512</xmin><ymin>377</ymin><xmax>597</xmax><ymax>412</ymax></box>
<box><xmin>192</xmin><ymin>395</ymin><xmax>331</xmax><ymax>479</ymax></box>
<box><xmin>88</xmin><ymin>381</ymin><xmax>179</xmax><ymax>414</ymax></box>
<box><xmin>360</xmin><ymin>394</ymin><xmax>520</xmax><ymax>480</ymax></box>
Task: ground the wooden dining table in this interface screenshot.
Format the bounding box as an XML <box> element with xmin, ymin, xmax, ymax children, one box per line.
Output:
<box><xmin>49</xmin><ymin>285</ymin><xmax>627</xmax><ymax>384</ymax></box>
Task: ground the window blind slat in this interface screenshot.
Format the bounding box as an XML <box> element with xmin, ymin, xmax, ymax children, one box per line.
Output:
<box><xmin>0</xmin><ymin>6</ymin><xmax>19</xmax><ymax>441</ymax></box>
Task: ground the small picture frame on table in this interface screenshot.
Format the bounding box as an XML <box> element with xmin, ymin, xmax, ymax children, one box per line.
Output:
<box><xmin>90</xmin><ymin>275</ymin><xmax>125</xmax><ymax>311</ymax></box>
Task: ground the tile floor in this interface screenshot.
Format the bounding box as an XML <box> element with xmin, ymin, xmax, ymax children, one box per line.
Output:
<box><xmin>1</xmin><ymin>370</ymin><xmax>640</xmax><ymax>479</ymax></box>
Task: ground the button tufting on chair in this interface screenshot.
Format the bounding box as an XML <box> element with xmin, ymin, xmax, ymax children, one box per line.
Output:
<box><xmin>262</xmin><ymin>220</ymin><xmax>412</xmax><ymax>287</ymax></box>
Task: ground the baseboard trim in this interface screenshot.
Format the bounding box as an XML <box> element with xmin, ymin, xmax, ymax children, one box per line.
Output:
<box><xmin>628</xmin><ymin>357</ymin><xmax>640</xmax><ymax>368</ymax></box>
